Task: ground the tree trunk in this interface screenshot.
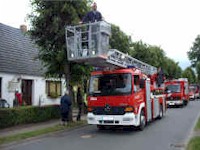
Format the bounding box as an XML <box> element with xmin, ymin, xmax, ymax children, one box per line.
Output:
<box><xmin>64</xmin><ymin>63</ymin><xmax>73</xmax><ymax>122</ymax></box>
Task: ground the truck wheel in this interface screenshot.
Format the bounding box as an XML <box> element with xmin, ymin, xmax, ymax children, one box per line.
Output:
<box><xmin>185</xmin><ymin>100</ymin><xmax>188</xmax><ymax>106</ymax></box>
<box><xmin>158</xmin><ymin>105</ymin><xmax>163</xmax><ymax>119</ymax></box>
<box><xmin>138</xmin><ymin>110</ymin><xmax>146</xmax><ymax>131</ymax></box>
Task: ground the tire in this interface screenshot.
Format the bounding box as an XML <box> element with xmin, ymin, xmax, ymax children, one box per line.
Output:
<box><xmin>158</xmin><ymin>105</ymin><xmax>163</xmax><ymax>119</ymax></box>
<box><xmin>183</xmin><ymin>100</ymin><xmax>188</xmax><ymax>106</ymax></box>
<box><xmin>138</xmin><ymin>110</ymin><xmax>146</xmax><ymax>131</ymax></box>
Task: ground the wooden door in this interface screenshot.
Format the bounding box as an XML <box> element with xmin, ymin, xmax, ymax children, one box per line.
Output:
<box><xmin>22</xmin><ymin>80</ymin><xmax>32</xmax><ymax>105</ymax></box>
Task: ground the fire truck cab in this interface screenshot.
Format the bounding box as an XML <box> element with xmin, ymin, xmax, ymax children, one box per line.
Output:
<box><xmin>87</xmin><ymin>68</ymin><xmax>166</xmax><ymax>130</ymax></box>
<box><xmin>164</xmin><ymin>78</ymin><xmax>189</xmax><ymax>107</ymax></box>
<box><xmin>189</xmin><ymin>84</ymin><xmax>200</xmax><ymax>100</ymax></box>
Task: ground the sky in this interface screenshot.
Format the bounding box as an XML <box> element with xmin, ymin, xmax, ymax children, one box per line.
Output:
<box><xmin>1</xmin><ymin>0</ymin><xmax>200</xmax><ymax>70</ymax></box>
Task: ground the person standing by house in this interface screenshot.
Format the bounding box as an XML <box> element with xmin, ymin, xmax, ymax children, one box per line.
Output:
<box><xmin>76</xmin><ymin>86</ymin><xmax>83</xmax><ymax>121</ymax></box>
<box><xmin>60</xmin><ymin>90</ymin><xmax>72</xmax><ymax>125</ymax></box>
<box><xmin>14</xmin><ymin>90</ymin><xmax>23</xmax><ymax>106</ymax></box>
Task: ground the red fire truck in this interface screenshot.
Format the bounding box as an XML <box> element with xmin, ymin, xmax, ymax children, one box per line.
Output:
<box><xmin>189</xmin><ymin>84</ymin><xmax>200</xmax><ymax>100</ymax></box>
<box><xmin>164</xmin><ymin>78</ymin><xmax>189</xmax><ymax>107</ymax></box>
<box><xmin>66</xmin><ymin>21</ymin><xmax>166</xmax><ymax>130</ymax></box>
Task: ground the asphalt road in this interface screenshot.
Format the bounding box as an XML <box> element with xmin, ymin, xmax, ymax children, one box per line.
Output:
<box><xmin>4</xmin><ymin>100</ymin><xmax>200</xmax><ymax>150</ymax></box>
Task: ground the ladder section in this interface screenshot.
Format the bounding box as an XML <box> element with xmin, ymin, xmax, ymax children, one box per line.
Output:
<box><xmin>65</xmin><ymin>21</ymin><xmax>157</xmax><ymax>75</ymax></box>
<box><xmin>107</xmin><ymin>49</ymin><xmax>157</xmax><ymax>75</ymax></box>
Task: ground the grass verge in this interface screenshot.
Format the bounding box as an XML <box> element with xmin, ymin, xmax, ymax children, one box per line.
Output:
<box><xmin>195</xmin><ymin>118</ymin><xmax>200</xmax><ymax>131</ymax></box>
<box><xmin>0</xmin><ymin>120</ymin><xmax>87</xmax><ymax>145</ymax></box>
<box><xmin>186</xmin><ymin>117</ymin><xmax>200</xmax><ymax>150</ymax></box>
<box><xmin>187</xmin><ymin>136</ymin><xmax>200</xmax><ymax>150</ymax></box>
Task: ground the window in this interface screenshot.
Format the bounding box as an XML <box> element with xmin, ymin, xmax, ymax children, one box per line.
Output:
<box><xmin>134</xmin><ymin>75</ymin><xmax>140</xmax><ymax>92</ymax></box>
<box><xmin>165</xmin><ymin>84</ymin><xmax>181</xmax><ymax>93</ymax></box>
<box><xmin>46</xmin><ymin>81</ymin><xmax>61</xmax><ymax>98</ymax></box>
<box><xmin>89</xmin><ymin>73</ymin><xmax>132</xmax><ymax>96</ymax></box>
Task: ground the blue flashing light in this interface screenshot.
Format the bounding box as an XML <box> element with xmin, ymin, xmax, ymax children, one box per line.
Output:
<box><xmin>127</xmin><ymin>65</ymin><xmax>135</xmax><ymax>69</ymax></box>
<box><xmin>94</xmin><ymin>67</ymin><xmax>104</xmax><ymax>71</ymax></box>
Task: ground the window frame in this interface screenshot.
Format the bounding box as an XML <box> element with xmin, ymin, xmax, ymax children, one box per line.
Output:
<box><xmin>46</xmin><ymin>80</ymin><xmax>62</xmax><ymax>98</ymax></box>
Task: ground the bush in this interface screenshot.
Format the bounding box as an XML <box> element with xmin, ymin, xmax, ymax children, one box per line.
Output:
<box><xmin>0</xmin><ymin>105</ymin><xmax>60</xmax><ymax>129</ymax></box>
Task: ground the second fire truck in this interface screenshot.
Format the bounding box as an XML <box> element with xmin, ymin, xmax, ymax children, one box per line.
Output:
<box><xmin>164</xmin><ymin>78</ymin><xmax>189</xmax><ymax>107</ymax></box>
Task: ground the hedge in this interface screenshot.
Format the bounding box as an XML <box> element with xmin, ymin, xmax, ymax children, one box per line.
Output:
<box><xmin>0</xmin><ymin>105</ymin><xmax>60</xmax><ymax>129</ymax></box>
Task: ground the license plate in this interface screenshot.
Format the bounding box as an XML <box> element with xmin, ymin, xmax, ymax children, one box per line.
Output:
<box><xmin>103</xmin><ymin>116</ymin><xmax>114</xmax><ymax>121</ymax></box>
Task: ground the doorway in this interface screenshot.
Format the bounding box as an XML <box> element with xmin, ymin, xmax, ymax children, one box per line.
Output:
<box><xmin>22</xmin><ymin>79</ymin><xmax>32</xmax><ymax>105</ymax></box>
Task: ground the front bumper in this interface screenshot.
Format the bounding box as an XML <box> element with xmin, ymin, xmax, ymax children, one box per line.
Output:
<box><xmin>87</xmin><ymin>112</ymin><xmax>140</xmax><ymax>126</ymax></box>
<box><xmin>166</xmin><ymin>100</ymin><xmax>183</xmax><ymax>106</ymax></box>
<box><xmin>189</xmin><ymin>95</ymin><xmax>195</xmax><ymax>99</ymax></box>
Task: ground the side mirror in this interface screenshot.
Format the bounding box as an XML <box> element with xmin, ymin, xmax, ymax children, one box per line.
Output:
<box><xmin>139</xmin><ymin>79</ymin><xmax>145</xmax><ymax>89</ymax></box>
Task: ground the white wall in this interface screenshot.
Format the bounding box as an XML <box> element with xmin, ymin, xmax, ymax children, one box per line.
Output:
<box><xmin>0</xmin><ymin>72</ymin><xmax>65</xmax><ymax>107</ymax></box>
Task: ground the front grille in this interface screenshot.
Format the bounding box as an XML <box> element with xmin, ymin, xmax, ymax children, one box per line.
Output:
<box><xmin>93</xmin><ymin>107</ymin><xmax>125</xmax><ymax>115</ymax></box>
<box><xmin>166</xmin><ymin>96</ymin><xmax>181</xmax><ymax>101</ymax></box>
<box><xmin>99</xmin><ymin>120</ymin><xmax>119</xmax><ymax>124</ymax></box>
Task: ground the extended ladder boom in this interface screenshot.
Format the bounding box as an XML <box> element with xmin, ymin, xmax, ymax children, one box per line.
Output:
<box><xmin>65</xmin><ymin>21</ymin><xmax>157</xmax><ymax>75</ymax></box>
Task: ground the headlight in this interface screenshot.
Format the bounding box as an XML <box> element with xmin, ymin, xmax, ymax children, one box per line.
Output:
<box><xmin>87</xmin><ymin>107</ymin><xmax>93</xmax><ymax>112</ymax></box>
<box><xmin>124</xmin><ymin>106</ymin><xmax>134</xmax><ymax>112</ymax></box>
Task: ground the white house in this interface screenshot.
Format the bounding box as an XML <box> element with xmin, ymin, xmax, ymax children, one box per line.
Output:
<box><xmin>0</xmin><ymin>23</ymin><xmax>66</xmax><ymax>107</ymax></box>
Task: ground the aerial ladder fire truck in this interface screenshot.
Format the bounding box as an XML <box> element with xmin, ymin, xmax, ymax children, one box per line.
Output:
<box><xmin>65</xmin><ymin>21</ymin><xmax>166</xmax><ymax>130</ymax></box>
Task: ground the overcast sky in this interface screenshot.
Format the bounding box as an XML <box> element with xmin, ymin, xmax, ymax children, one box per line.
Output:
<box><xmin>1</xmin><ymin>0</ymin><xmax>200</xmax><ymax>70</ymax></box>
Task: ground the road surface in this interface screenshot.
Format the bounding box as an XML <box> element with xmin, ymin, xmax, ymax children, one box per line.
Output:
<box><xmin>3</xmin><ymin>101</ymin><xmax>200</xmax><ymax>150</ymax></box>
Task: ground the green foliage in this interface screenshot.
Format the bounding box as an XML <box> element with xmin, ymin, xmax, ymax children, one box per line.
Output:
<box><xmin>28</xmin><ymin>0</ymin><xmax>91</xmax><ymax>82</ymax></box>
<box><xmin>110</xmin><ymin>24</ymin><xmax>131</xmax><ymax>54</ymax></box>
<box><xmin>182</xmin><ymin>67</ymin><xmax>196</xmax><ymax>84</ymax></box>
<box><xmin>130</xmin><ymin>41</ymin><xmax>166</xmax><ymax>67</ymax></box>
<box><xmin>163</xmin><ymin>57</ymin><xmax>182</xmax><ymax>79</ymax></box>
<box><xmin>187</xmin><ymin>137</ymin><xmax>200</xmax><ymax>150</ymax></box>
<box><xmin>188</xmin><ymin>35</ymin><xmax>200</xmax><ymax>67</ymax></box>
<box><xmin>196</xmin><ymin>62</ymin><xmax>200</xmax><ymax>83</ymax></box>
<box><xmin>195</xmin><ymin>118</ymin><xmax>200</xmax><ymax>131</ymax></box>
<box><xmin>70</xmin><ymin>63</ymin><xmax>93</xmax><ymax>85</ymax></box>
<box><xmin>130</xmin><ymin>41</ymin><xmax>151</xmax><ymax>64</ymax></box>
<box><xmin>130</xmin><ymin>41</ymin><xmax>182</xmax><ymax>78</ymax></box>
<box><xmin>0</xmin><ymin>105</ymin><xmax>60</xmax><ymax>129</ymax></box>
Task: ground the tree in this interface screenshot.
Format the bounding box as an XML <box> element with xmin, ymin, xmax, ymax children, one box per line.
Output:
<box><xmin>130</xmin><ymin>41</ymin><xmax>151</xmax><ymax>64</ymax></box>
<box><xmin>162</xmin><ymin>57</ymin><xmax>182</xmax><ymax>79</ymax></box>
<box><xmin>130</xmin><ymin>41</ymin><xmax>166</xmax><ymax>67</ymax></box>
<box><xmin>109</xmin><ymin>24</ymin><xmax>131</xmax><ymax>54</ymax></box>
<box><xmin>28</xmin><ymin>0</ymin><xmax>91</xmax><ymax>121</ymax></box>
<box><xmin>129</xmin><ymin>41</ymin><xmax>182</xmax><ymax>78</ymax></box>
<box><xmin>182</xmin><ymin>67</ymin><xmax>196</xmax><ymax>84</ymax></box>
<box><xmin>188</xmin><ymin>35</ymin><xmax>200</xmax><ymax>67</ymax></box>
<box><xmin>196</xmin><ymin>62</ymin><xmax>200</xmax><ymax>83</ymax></box>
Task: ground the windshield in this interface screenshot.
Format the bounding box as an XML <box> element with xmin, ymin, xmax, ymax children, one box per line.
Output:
<box><xmin>166</xmin><ymin>84</ymin><xmax>181</xmax><ymax>93</ymax></box>
<box><xmin>89</xmin><ymin>73</ymin><xmax>132</xmax><ymax>96</ymax></box>
<box><xmin>189</xmin><ymin>85</ymin><xmax>198</xmax><ymax>92</ymax></box>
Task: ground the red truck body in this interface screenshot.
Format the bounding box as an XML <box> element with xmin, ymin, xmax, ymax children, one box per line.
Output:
<box><xmin>164</xmin><ymin>78</ymin><xmax>189</xmax><ymax>107</ymax></box>
<box><xmin>87</xmin><ymin>68</ymin><xmax>166</xmax><ymax>130</ymax></box>
<box><xmin>189</xmin><ymin>84</ymin><xmax>200</xmax><ymax>100</ymax></box>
